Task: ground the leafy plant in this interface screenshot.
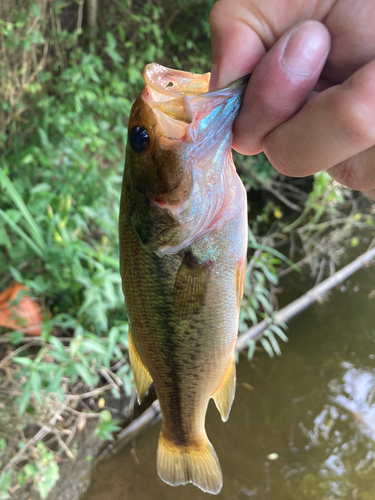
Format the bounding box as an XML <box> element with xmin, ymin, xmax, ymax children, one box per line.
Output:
<box><xmin>0</xmin><ymin>470</ymin><xmax>12</xmax><ymax>500</ymax></box>
<box><xmin>16</xmin><ymin>443</ymin><xmax>59</xmax><ymax>499</ymax></box>
<box><xmin>95</xmin><ymin>410</ymin><xmax>121</xmax><ymax>441</ymax></box>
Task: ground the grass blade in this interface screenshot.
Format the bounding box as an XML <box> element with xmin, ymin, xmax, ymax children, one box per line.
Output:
<box><xmin>0</xmin><ymin>209</ymin><xmax>44</xmax><ymax>258</ymax></box>
<box><xmin>0</xmin><ymin>168</ymin><xmax>45</xmax><ymax>249</ymax></box>
<box><xmin>248</xmin><ymin>242</ymin><xmax>301</xmax><ymax>272</ymax></box>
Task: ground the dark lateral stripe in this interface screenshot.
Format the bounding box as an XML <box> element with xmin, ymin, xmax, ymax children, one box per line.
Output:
<box><xmin>152</xmin><ymin>252</ymin><xmax>188</xmax><ymax>446</ymax></box>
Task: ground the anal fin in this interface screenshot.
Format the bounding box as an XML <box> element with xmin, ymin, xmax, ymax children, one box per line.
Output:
<box><xmin>212</xmin><ymin>357</ymin><xmax>236</xmax><ymax>422</ymax></box>
<box><xmin>173</xmin><ymin>252</ymin><xmax>211</xmax><ymax>318</ymax></box>
<box><xmin>128</xmin><ymin>329</ymin><xmax>153</xmax><ymax>404</ymax></box>
<box><xmin>157</xmin><ymin>431</ymin><xmax>222</xmax><ymax>495</ymax></box>
<box><xmin>236</xmin><ymin>259</ymin><xmax>246</xmax><ymax>311</ymax></box>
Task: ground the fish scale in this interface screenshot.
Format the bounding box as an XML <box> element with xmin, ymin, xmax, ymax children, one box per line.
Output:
<box><xmin>119</xmin><ymin>63</ymin><xmax>249</xmax><ymax>495</ymax></box>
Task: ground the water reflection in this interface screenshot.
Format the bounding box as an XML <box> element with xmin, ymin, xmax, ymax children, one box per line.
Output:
<box><xmin>332</xmin><ymin>363</ymin><xmax>375</xmax><ymax>437</ymax></box>
<box><xmin>285</xmin><ymin>362</ymin><xmax>375</xmax><ymax>499</ymax></box>
<box><xmin>82</xmin><ymin>266</ymin><xmax>375</xmax><ymax>500</ymax></box>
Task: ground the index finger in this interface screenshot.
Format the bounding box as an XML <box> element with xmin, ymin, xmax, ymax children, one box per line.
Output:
<box><xmin>209</xmin><ymin>0</ymin><xmax>332</xmax><ymax>90</ymax></box>
<box><xmin>209</xmin><ymin>3</ymin><xmax>265</xmax><ymax>90</ymax></box>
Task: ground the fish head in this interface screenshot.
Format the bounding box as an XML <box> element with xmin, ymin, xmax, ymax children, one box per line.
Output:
<box><xmin>126</xmin><ymin>64</ymin><xmax>209</xmax><ymax>207</ymax></box>
<box><xmin>125</xmin><ymin>63</ymin><xmax>248</xmax><ymax>254</ymax></box>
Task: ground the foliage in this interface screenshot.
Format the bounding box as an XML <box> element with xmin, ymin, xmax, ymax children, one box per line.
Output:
<box><xmin>95</xmin><ymin>410</ymin><xmax>121</xmax><ymax>441</ymax></box>
<box><xmin>234</xmin><ymin>152</ymin><xmax>277</xmax><ymax>190</ymax></box>
<box><xmin>17</xmin><ymin>443</ymin><xmax>60</xmax><ymax>499</ymax></box>
<box><xmin>0</xmin><ymin>1</ymin><xmax>129</xmax><ymax>336</ymax></box>
<box><xmin>12</xmin><ymin>323</ymin><xmax>131</xmax><ymax>414</ymax></box>
<box><xmin>239</xmin><ymin>230</ymin><xmax>292</xmax><ymax>359</ymax></box>
<box><xmin>0</xmin><ymin>469</ymin><xmax>12</xmax><ymax>500</ymax></box>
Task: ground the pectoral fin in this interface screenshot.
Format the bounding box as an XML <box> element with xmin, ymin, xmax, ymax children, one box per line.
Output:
<box><xmin>173</xmin><ymin>252</ymin><xmax>211</xmax><ymax>318</ymax></box>
<box><xmin>212</xmin><ymin>357</ymin><xmax>236</xmax><ymax>422</ymax></box>
<box><xmin>128</xmin><ymin>329</ymin><xmax>153</xmax><ymax>404</ymax></box>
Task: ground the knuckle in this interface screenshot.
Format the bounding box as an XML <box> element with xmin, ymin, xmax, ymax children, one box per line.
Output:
<box><xmin>364</xmin><ymin>188</ymin><xmax>375</xmax><ymax>201</ymax></box>
<box><xmin>329</xmin><ymin>156</ymin><xmax>369</xmax><ymax>191</ymax></box>
<box><xmin>263</xmin><ymin>137</ymin><xmax>302</xmax><ymax>177</ymax></box>
<box><xmin>334</xmin><ymin>86</ymin><xmax>375</xmax><ymax>147</ymax></box>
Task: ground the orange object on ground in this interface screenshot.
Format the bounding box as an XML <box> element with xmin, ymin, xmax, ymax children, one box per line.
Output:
<box><xmin>0</xmin><ymin>282</ymin><xmax>43</xmax><ymax>336</ymax></box>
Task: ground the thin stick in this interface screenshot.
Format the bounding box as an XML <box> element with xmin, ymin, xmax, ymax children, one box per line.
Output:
<box><xmin>0</xmin><ymin>340</ymin><xmax>42</xmax><ymax>369</ymax></box>
<box><xmin>0</xmin><ymin>335</ymin><xmax>72</xmax><ymax>345</ymax></box>
<box><xmin>271</xmin><ymin>180</ymin><xmax>309</xmax><ymax>200</ymax></box>
<box><xmin>69</xmin><ymin>384</ymin><xmax>115</xmax><ymax>400</ymax></box>
<box><xmin>77</xmin><ymin>0</ymin><xmax>84</xmax><ymax>32</ymax></box>
<box><xmin>56</xmin><ymin>434</ymin><xmax>75</xmax><ymax>460</ymax></box>
<box><xmin>236</xmin><ymin>245</ymin><xmax>375</xmax><ymax>351</ymax></box>
<box><xmin>261</xmin><ymin>182</ymin><xmax>303</xmax><ymax>213</ymax></box>
<box><xmin>100</xmin><ymin>366</ymin><xmax>124</xmax><ymax>388</ymax></box>
<box><xmin>64</xmin><ymin>406</ymin><xmax>100</xmax><ymax>419</ymax></box>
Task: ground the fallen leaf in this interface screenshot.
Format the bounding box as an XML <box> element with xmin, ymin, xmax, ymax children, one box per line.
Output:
<box><xmin>0</xmin><ymin>282</ymin><xmax>44</xmax><ymax>336</ymax></box>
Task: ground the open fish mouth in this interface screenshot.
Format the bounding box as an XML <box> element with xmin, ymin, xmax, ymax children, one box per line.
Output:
<box><xmin>141</xmin><ymin>63</ymin><xmax>249</xmax><ymax>142</ymax></box>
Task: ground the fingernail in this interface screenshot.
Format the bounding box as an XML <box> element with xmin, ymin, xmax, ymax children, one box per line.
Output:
<box><xmin>282</xmin><ymin>22</ymin><xmax>329</xmax><ymax>76</ymax></box>
<box><xmin>209</xmin><ymin>64</ymin><xmax>218</xmax><ymax>91</ymax></box>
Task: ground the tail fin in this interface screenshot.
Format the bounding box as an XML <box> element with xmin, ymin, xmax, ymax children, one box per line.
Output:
<box><xmin>157</xmin><ymin>431</ymin><xmax>222</xmax><ymax>495</ymax></box>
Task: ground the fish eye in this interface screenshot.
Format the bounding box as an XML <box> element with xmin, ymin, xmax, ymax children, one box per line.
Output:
<box><xmin>129</xmin><ymin>126</ymin><xmax>150</xmax><ymax>154</ymax></box>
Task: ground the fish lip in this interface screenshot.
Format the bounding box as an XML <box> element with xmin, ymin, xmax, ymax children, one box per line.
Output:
<box><xmin>143</xmin><ymin>62</ymin><xmax>250</xmax><ymax>98</ymax></box>
<box><xmin>142</xmin><ymin>63</ymin><xmax>211</xmax><ymax>97</ymax></box>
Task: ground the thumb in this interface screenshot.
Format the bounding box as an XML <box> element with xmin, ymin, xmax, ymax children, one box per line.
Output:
<box><xmin>233</xmin><ymin>21</ymin><xmax>331</xmax><ymax>155</ymax></box>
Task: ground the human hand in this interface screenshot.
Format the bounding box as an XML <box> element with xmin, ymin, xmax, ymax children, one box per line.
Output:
<box><xmin>209</xmin><ymin>0</ymin><xmax>375</xmax><ymax>200</ymax></box>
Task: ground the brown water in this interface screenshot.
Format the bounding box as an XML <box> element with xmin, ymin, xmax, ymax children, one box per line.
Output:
<box><xmin>82</xmin><ymin>264</ymin><xmax>375</xmax><ymax>500</ymax></box>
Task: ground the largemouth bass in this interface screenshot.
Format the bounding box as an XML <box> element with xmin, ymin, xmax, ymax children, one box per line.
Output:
<box><xmin>119</xmin><ymin>63</ymin><xmax>248</xmax><ymax>495</ymax></box>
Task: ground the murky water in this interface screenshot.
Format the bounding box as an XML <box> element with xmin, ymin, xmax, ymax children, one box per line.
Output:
<box><xmin>82</xmin><ymin>264</ymin><xmax>375</xmax><ymax>500</ymax></box>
